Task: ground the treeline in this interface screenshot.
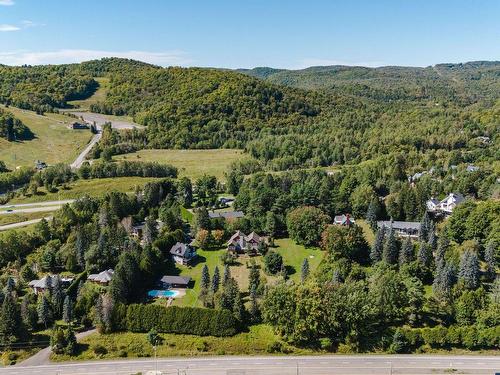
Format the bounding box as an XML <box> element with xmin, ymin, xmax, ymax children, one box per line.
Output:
<box><xmin>79</xmin><ymin>160</ymin><xmax>178</xmax><ymax>179</ymax></box>
<box><xmin>0</xmin><ymin>167</ymin><xmax>34</xmax><ymax>194</ymax></box>
<box><xmin>0</xmin><ymin>108</ymin><xmax>33</xmax><ymax>141</ymax></box>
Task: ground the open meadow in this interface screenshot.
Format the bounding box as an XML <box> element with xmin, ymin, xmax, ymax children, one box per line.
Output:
<box><xmin>0</xmin><ymin>106</ymin><xmax>92</xmax><ymax>170</ymax></box>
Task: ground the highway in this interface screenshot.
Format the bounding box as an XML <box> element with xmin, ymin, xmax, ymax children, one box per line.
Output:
<box><xmin>3</xmin><ymin>355</ymin><xmax>500</xmax><ymax>375</ymax></box>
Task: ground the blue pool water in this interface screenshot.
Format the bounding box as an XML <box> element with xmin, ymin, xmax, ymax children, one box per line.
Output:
<box><xmin>148</xmin><ymin>290</ymin><xmax>179</xmax><ymax>298</ymax></box>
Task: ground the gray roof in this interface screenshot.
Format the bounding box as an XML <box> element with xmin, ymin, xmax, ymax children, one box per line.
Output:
<box><xmin>160</xmin><ymin>275</ymin><xmax>191</xmax><ymax>285</ymax></box>
<box><xmin>377</xmin><ymin>221</ymin><xmax>421</xmax><ymax>230</ymax></box>
<box><xmin>29</xmin><ymin>275</ymin><xmax>73</xmax><ymax>289</ymax></box>
<box><xmin>88</xmin><ymin>269</ymin><xmax>114</xmax><ymax>283</ymax></box>
<box><xmin>209</xmin><ymin>210</ymin><xmax>245</xmax><ymax>219</ymax></box>
<box><xmin>170</xmin><ymin>242</ymin><xmax>191</xmax><ymax>257</ymax></box>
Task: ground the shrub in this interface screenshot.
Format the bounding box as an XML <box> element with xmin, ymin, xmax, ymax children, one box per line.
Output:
<box><xmin>93</xmin><ymin>344</ymin><xmax>108</xmax><ymax>356</ymax></box>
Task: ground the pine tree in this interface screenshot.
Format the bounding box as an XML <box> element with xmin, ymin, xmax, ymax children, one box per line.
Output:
<box><xmin>3</xmin><ymin>277</ymin><xmax>15</xmax><ymax>294</ymax></box>
<box><xmin>75</xmin><ymin>229</ymin><xmax>86</xmax><ymax>269</ymax></box>
<box><xmin>249</xmin><ymin>286</ymin><xmax>260</xmax><ymax>323</ymax></box>
<box><xmin>419</xmin><ymin>212</ymin><xmax>431</xmax><ymax>242</ymax></box>
<box><xmin>370</xmin><ymin>227</ymin><xmax>385</xmax><ymax>263</ymax></box>
<box><xmin>194</xmin><ymin>207</ymin><xmax>211</xmax><ymax>232</ymax></box>
<box><xmin>383</xmin><ymin>227</ymin><xmax>399</xmax><ymax>264</ymax></box>
<box><xmin>399</xmin><ymin>237</ymin><xmax>414</xmax><ymax>265</ymax></box>
<box><xmin>459</xmin><ymin>250</ymin><xmax>480</xmax><ymax>289</ymax></box>
<box><xmin>366</xmin><ymin>199</ymin><xmax>379</xmax><ymax>231</ymax></box>
<box><xmin>232</xmin><ymin>292</ymin><xmax>245</xmax><ymax>322</ymax></box>
<box><xmin>211</xmin><ymin>266</ymin><xmax>220</xmax><ymax>293</ymax></box>
<box><xmin>428</xmin><ymin>224</ymin><xmax>437</xmax><ymax>252</ymax></box>
<box><xmin>223</xmin><ymin>264</ymin><xmax>231</xmax><ymax>285</ymax></box>
<box><xmin>20</xmin><ymin>296</ymin><xmax>37</xmax><ymax>331</ymax></box>
<box><xmin>143</xmin><ymin>216</ymin><xmax>158</xmax><ymax>246</ymax></box>
<box><xmin>201</xmin><ymin>265</ymin><xmax>210</xmax><ymax>290</ymax></box>
<box><xmin>301</xmin><ymin>258</ymin><xmax>310</xmax><ymax>282</ymax></box>
<box><xmin>37</xmin><ymin>294</ymin><xmax>52</xmax><ymax>328</ymax></box>
<box><xmin>484</xmin><ymin>241</ymin><xmax>497</xmax><ymax>282</ymax></box>
<box><xmin>435</xmin><ymin>231</ymin><xmax>450</xmax><ymax>263</ymax></box>
<box><xmin>62</xmin><ymin>296</ymin><xmax>73</xmax><ymax>324</ymax></box>
<box><xmin>417</xmin><ymin>241</ymin><xmax>432</xmax><ymax>268</ymax></box>
<box><xmin>432</xmin><ymin>260</ymin><xmax>455</xmax><ymax>301</ymax></box>
<box><xmin>265</xmin><ymin>211</ymin><xmax>278</xmax><ymax>240</ymax></box>
<box><xmin>248</xmin><ymin>264</ymin><xmax>260</xmax><ymax>292</ymax></box>
<box><xmin>51</xmin><ymin>276</ymin><xmax>64</xmax><ymax>319</ymax></box>
<box><xmin>0</xmin><ymin>292</ymin><xmax>22</xmax><ymax>345</ymax></box>
<box><xmin>332</xmin><ymin>269</ymin><xmax>342</xmax><ymax>285</ymax></box>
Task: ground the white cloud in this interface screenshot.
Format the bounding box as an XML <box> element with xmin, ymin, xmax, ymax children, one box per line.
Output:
<box><xmin>294</xmin><ymin>58</ymin><xmax>387</xmax><ymax>69</ymax></box>
<box><xmin>0</xmin><ymin>49</ymin><xmax>194</xmax><ymax>66</ymax></box>
<box><xmin>0</xmin><ymin>24</ymin><xmax>20</xmax><ymax>32</ymax></box>
<box><xmin>0</xmin><ymin>0</ymin><xmax>15</xmax><ymax>6</ymax></box>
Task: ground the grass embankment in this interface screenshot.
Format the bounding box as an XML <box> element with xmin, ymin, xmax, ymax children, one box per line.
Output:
<box><xmin>51</xmin><ymin>324</ymin><xmax>313</xmax><ymax>361</ymax></box>
<box><xmin>0</xmin><ymin>105</ymin><xmax>92</xmax><ymax>170</ymax></box>
<box><xmin>171</xmin><ymin>238</ymin><xmax>323</xmax><ymax>308</ymax></box>
<box><xmin>114</xmin><ymin>149</ymin><xmax>248</xmax><ymax>181</ymax></box>
<box><xmin>0</xmin><ymin>211</ymin><xmax>50</xmax><ymax>226</ymax></box>
<box><xmin>356</xmin><ymin>219</ymin><xmax>375</xmax><ymax>246</ymax></box>
<box><xmin>67</xmin><ymin>78</ymin><xmax>110</xmax><ymax>111</ymax></box>
<box><xmin>10</xmin><ymin>177</ymin><xmax>161</xmax><ymax>204</ymax></box>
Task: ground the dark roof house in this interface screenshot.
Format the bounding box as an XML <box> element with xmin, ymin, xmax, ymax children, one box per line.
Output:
<box><xmin>160</xmin><ymin>275</ymin><xmax>191</xmax><ymax>288</ymax></box>
<box><xmin>377</xmin><ymin>221</ymin><xmax>421</xmax><ymax>238</ymax></box>
<box><xmin>209</xmin><ymin>211</ymin><xmax>245</xmax><ymax>219</ymax></box>
<box><xmin>169</xmin><ymin>242</ymin><xmax>197</xmax><ymax>265</ymax></box>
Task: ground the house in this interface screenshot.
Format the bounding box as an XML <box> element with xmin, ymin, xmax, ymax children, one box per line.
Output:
<box><xmin>170</xmin><ymin>242</ymin><xmax>197</xmax><ymax>265</ymax></box>
<box><xmin>408</xmin><ymin>171</ymin><xmax>427</xmax><ymax>182</ymax></box>
<box><xmin>88</xmin><ymin>269</ymin><xmax>114</xmax><ymax>285</ymax></box>
<box><xmin>218</xmin><ymin>197</ymin><xmax>234</xmax><ymax>206</ymax></box>
<box><xmin>35</xmin><ymin>160</ymin><xmax>47</xmax><ymax>171</ymax></box>
<box><xmin>67</xmin><ymin>121</ymin><xmax>89</xmax><ymax>130</ymax></box>
<box><xmin>466</xmin><ymin>165</ymin><xmax>480</xmax><ymax>173</ymax></box>
<box><xmin>159</xmin><ymin>275</ymin><xmax>191</xmax><ymax>288</ymax></box>
<box><xmin>334</xmin><ymin>214</ymin><xmax>355</xmax><ymax>226</ymax></box>
<box><xmin>227</xmin><ymin>231</ymin><xmax>264</xmax><ymax>255</ymax></box>
<box><xmin>208</xmin><ymin>211</ymin><xmax>245</xmax><ymax>220</ymax></box>
<box><xmin>426</xmin><ymin>198</ymin><xmax>441</xmax><ymax>212</ymax></box>
<box><xmin>130</xmin><ymin>219</ymin><xmax>164</xmax><ymax>240</ymax></box>
<box><xmin>438</xmin><ymin>193</ymin><xmax>465</xmax><ymax>214</ymax></box>
<box><xmin>28</xmin><ymin>275</ymin><xmax>73</xmax><ymax>295</ymax></box>
<box><xmin>377</xmin><ymin>221</ymin><xmax>420</xmax><ymax>238</ymax></box>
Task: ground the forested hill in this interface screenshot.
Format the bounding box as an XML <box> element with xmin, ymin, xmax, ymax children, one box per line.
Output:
<box><xmin>239</xmin><ymin>61</ymin><xmax>500</xmax><ymax>104</ymax></box>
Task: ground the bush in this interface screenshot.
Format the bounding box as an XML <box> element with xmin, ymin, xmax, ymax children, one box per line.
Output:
<box><xmin>126</xmin><ymin>305</ymin><xmax>238</xmax><ymax>337</ymax></box>
<box><xmin>93</xmin><ymin>344</ymin><xmax>108</xmax><ymax>356</ymax></box>
<box><xmin>319</xmin><ymin>337</ymin><xmax>332</xmax><ymax>350</ymax></box>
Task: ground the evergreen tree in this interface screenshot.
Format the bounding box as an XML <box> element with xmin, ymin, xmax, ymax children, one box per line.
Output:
<box><xmin>264</xmin><ymin>211</ymin><xmax>279</xmax><ymax>240</ymax></box>
<box><xmin>432</xmin><ymin>260</ymin><xmax>455</xmax><ymax>300</ymax></box>
<box><xmin>417</xmin><ymin>241</ymin><xmax>432</xmax><ymax>268</ymax></box>
<box><xmin>75</xmin><ymin>229</ymin><xmax>86</xmax><ymax>269</ymax></box>
<box><xmin>201</xmin><ymin>265</ymin><xmax>210</xmax><ymax>290</ymax></box>
<box><xmin>248</xmin><ymin>264</ymin><xmax>260</xmax><ymax>292</ymax></box>
<box><xmin>249</xmin><ymin>286</ymin><xmax>260</xmax><ymax>323</ymax></box>
<box><xmin>232</xmin><ymin>292</ymin><xmax>245</xmax><ymax>322</ymax></box>
<box><xmin>459</xmin><ymin>250</ymin><xmax>480</xmax><ymax>289</ymax></box>
<box><xmin>143</xmin><ymin>216</ymin><xmax>158</xmax><ymax>246</ymax></box>
<box><xmin>331</xmin><ymin>269</ymin><xmax>342</xmax><ymax>284</ymax></box>
<box><xmin>366</xmin><ymin>198</ymin><xmax>379</xmax><ymax>231</ymax></box>
<box><xmin>301</xmin><ymin>258</ymin><xmax>310</xmax><ymax>282</ymax></box>
<box><xmin>194</xmin><ymin>207</ymin><xmax>211</xmax><ymax>232</ymax></box>
<box><xmin>419</xmin><ymin>212</ymin><xmax>431</xmax><ymax>242</ymax></box>
<box><xmin>484</xmin><ymin>241</ymin><xmax>497</xmax><ymax>282</ymax></box>
<box><xmin>0</xmin><ymin>292</ymin><xmax>22</xmax><ymax>345</ymax></box>
<box><xmin>51</xmin><ymin>275</ymin><xmax>64</xmax><ymax>318</ymax></box>
<box><xmin>223</xmin><ymin>264</ymin><xmax>231</xmax><ymax>285</ymax></box>
<box><xmin>20</xmin><ymin>296</ymin><xmax>37</xmax><ymax>331</ymax></box>
<box><xmin>211</xmin><ymin>266</ymin><xmax>220</xmax><ymax>293</ymax></box>
<box><xmin>399</xmin><ymin>237</ymin><xmax>414</xmax><ymax>265</ymax></box>
<box><xmin>435</xmin><ymin>231</ymin><xmax>450</xmax><ymax>263</ymax></box>
<box><xmin>428</xmin><ymin>224</ymin><xmax>437</xmax><ymax>252</ymax></box>
<box><xmin>4</xmin><ymin>277</ymin><xmax>15</xmax><ymax>294</ymax></box>
<box><xmin>370</xmin><ymin>227</ymin><xmax>385</xmax><ymax>263</ymax></box>
<box><xmin>383</xmin><ymin>227</ymin><xmax>399</xmax><ymax>264</ymax></box>
<box><xmin>492</xmin><ymin>277</ymin><xmax>500</xmax><ymax>304</ymax></box>
<box><xmin>62</xmin><ymin>295</ymin><xmax>73</xmax><ymax>324</ymax></box>
<box><xmin>37</xmin><ymin>294</ymin><xmax>52</xmax><ymax>328</ymax></box>
<box><xmin>109</xmin><ymin>251</ymin><xmax>140</xmax><ymax>303</ymax></box>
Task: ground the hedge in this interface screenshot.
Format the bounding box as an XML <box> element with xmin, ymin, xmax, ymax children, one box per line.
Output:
<box><xmin>399</xmin><ymin>325</ymin><xmax>500</xmax><ymax>350</ymax></box>
<box><xmin>125</xmin><ymin>305</ymin><xmax>238</xmax><ymax>337</ymax></box>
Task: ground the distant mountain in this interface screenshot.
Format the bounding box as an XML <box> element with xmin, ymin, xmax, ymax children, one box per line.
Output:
<box><xmin>239</xmin><ymin>61</ymin><xmax>500</xmax><ymax>104</ymax></box>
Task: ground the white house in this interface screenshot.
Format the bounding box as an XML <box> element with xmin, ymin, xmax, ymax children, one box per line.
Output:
<box><xmin>439</xmin><ymin>193</ymin><xmax>465</xmax><ymax>213</ymax></box>
<box><xmin>169</xmin><ymin>242</ymin><xmax>197</xmax><ymax>265</ymax></box>
<box><xmin>426</xmin><ymin>198</ymin><xmax>440</xmax><ymax>212</ymax></box>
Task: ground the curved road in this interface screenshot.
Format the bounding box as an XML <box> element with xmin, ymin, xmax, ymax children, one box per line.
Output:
<box><xmin>2</xmin><ymin>355</ymin><xmax>499</xmax><ymax>375</ymax></box>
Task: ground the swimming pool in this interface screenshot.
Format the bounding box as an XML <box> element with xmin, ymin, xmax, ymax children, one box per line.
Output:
<box><xmin>148</xmin><ymin>290</ymin><xmax>180</xmax><ymax>298</ymax></box>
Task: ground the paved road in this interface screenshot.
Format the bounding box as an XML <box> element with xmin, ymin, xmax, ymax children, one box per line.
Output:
<box><xmin>0</xmin><ymin>216</ymin><xmax>52</xmax><ymax>231</ymax></box>
<box><xmin>0</xmin><ymin>200</ymin><xmax>75</xmax><ymax>209</ymax></box>
<box><xmin>3</xmin><ymin>355</ymin><xmax>499</xmax><ymax>375</ymax></box>
<box><xmin>17</xmin><ymin>329</ymin><xmax>97</xmax><ymax>367</ymax></box>
<box><xmin>0</xmin><ymin>206</ymin><xmax>64</xmax><ymax>215</ymax></box>
<box><xmin>66</xmin><ymin>111</ymin><xmax>142</xmax><ymax>130</ymax></box>
<box><xmin>70</xmin><ymin>132</ymin><xmax>101</xmax><ymax>169</ymax></box>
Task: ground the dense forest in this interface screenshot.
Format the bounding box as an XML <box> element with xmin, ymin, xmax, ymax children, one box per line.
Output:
<box><xmin>0</xmin><ymin>108</ymin><xmax>33</xmax><ymax>141</ymax></box>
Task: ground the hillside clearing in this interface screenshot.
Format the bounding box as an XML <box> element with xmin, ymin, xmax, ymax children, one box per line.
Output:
<box><xmin>113</xmin><ymin>149</ymin><xmax>248</xmax><ymax>181</ymax></box>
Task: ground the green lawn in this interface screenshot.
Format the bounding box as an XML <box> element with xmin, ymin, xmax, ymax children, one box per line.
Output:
<box><xmin>169</xmin><ymin>238</ymin><xmax>325</xmax><ymax>307</ymax></box>
<box><xmin>0</xmin><ymin>211</ymin><xmax>50</xmax><ymax>226</ymax></box>
<box><xmin>357</xmin><ymin>219</ymin><xmax>375</xmax><ymax>246</ymax></box>
<box><xmin>0</xmin><ymin>106</ymin><xmax>93</xmax><ymax>170</ymax></box>
<box><xmin>114</xmin><ymin>149</ymin><xmax>248</xmax><ymax>181</ymax></box>
<box><xmin>10</xmin><ymin>177</ymin><xmax>161</xmax><ymax>204</ymax></box>
<box><xmin>51</xmin><ymin>324</ymin><xmax>313</xmax><ymax>362</ymax></box>
<box><xmin>67</xmin><ymin>77</ymin><xmax>110</xmax><ymax>111</ymax></box>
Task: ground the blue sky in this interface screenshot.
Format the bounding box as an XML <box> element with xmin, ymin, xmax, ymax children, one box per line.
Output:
<box><xmin>1</xmin><ymin>0</ymin><xmax>499</xmax><ymax>68</ymax></box>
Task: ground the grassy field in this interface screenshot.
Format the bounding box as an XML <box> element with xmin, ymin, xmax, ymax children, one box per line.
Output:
<box><xmin>0</xmin><ymin>211</ymin><xmax>50</xmax><ymax>226</ymax></box>
<box><xmin>10</xmin><ymin>177</ymin><xmax>161</xmax><ymax>204</ymax></box>
<box><xmin>0</xmin><ymin>106</ymin><xmax>93</xmax><ymax>170</ymax></box>
<box><xmin>170</xmin><ymin>238</ymin><xmax>324</xmax><ymax>308</ymax></box>
<box><xmin>114</xmin><ymin>149</ymin><xmax>248</xmax><ymax>181</ymax></box>
<box><xmin>356</xmin><ymin>219</ymin><xmax>375</xmax><ymax>245</ymax></box>
<box><xmin>51</xmin><ymin>324</ymin><xmax>313</xmax><ymax>361</ymax></box>
<box><xmin>67</xmin><ymin>78</ymin><xmax>109</xmax><ymax>111</ymax></box>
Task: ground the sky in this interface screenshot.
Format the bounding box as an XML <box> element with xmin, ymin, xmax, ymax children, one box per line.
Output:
<box><xmin>0</xmin><ymin>0</ymin><xmax>499</xmax><ymax>69</ymax></box>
